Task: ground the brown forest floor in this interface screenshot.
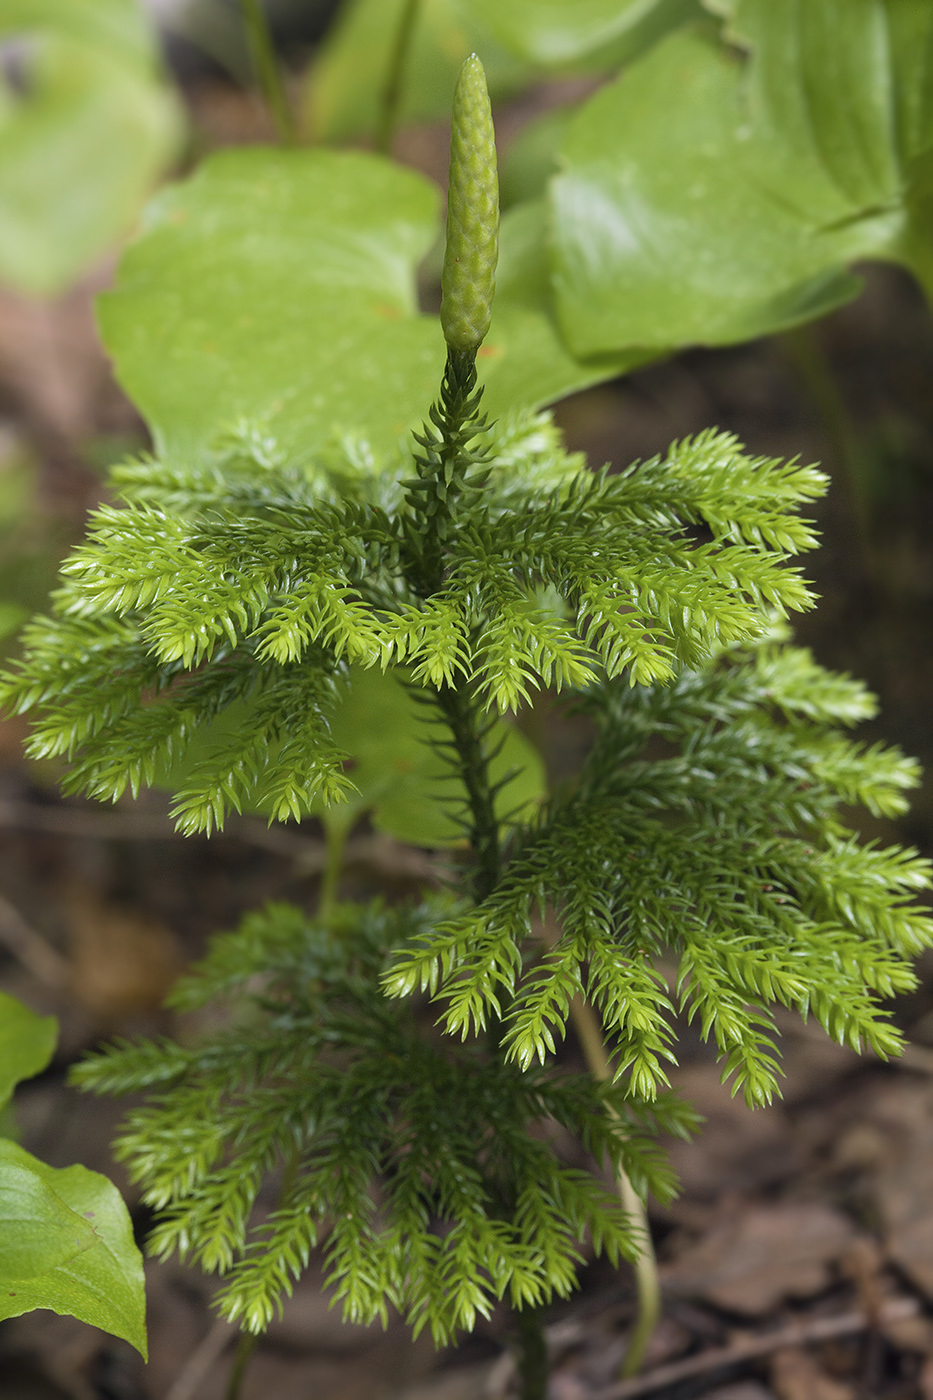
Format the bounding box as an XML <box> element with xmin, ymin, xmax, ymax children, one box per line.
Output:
<box><xmin>2</xmin><ymin>79</ymin><xmax>933</xmax><ymax>1400</ymax></box>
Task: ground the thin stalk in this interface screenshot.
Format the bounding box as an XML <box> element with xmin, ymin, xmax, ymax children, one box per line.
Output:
<box><xmin>375</xmin><ymin>0</ymin><xmax>421</xmax><ymax>156</ymax></box>
<box><xmin>432</xmin><ymin>681</ymin><xmax>501</xmax><ymax>903</ymax></box>
<box><xmin>779</xmin><ymin>324</ymin><xmax>878</xmax><ymax>586</ymax></box>
<box><xmin>569</xmin><ymin>996</ymin><xmax>661</xmax><ymax>1378</ymax></box>
<box><xmin>225</xmin><ymin>1331</ymin><xmax>259</xmax><ymax>1400</ymax></box>
<box><xmin>239</xmin><ymin>0</ymin><xmax>296</xmax><ymax>145</ymax></box>
<box><xmin>318</xmin><ymin>816</ymin><xmax>350</xmax><ymax>918</ymax></box>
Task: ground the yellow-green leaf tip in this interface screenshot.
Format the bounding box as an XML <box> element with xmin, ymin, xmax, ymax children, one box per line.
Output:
<box><xmin>440</xmin><ymin>54</ymin><xmax>499</xmax><ymax>355</ymax></box>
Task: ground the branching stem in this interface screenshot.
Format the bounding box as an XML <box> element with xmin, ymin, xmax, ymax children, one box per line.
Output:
<box><xmin>375</xmin><ymin>0</ymin><xmax>421</xmax><ymax>156</ymax></box>
<box><xmin>433</xmin><ymin>680</ymin><xmax>501</xmax><ymax>903</ymax></box>
<box><xmin>239</xmin><ymin>0</ymin><xmax>297</xmax><ymax>145</ymax></box>
<box><xmin>570</xmin><ymin>996</ymin><xmax>661</xmax><ymax>1378</ymax></box>
<box><xmin>406</xmin><ymin>342</ymin><xmax>546</xmax><ymax>1397</ymax></box>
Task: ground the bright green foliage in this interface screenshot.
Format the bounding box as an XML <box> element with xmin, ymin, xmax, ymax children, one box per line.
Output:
<box><xmin>464</xmin><ymin>0</ymin><xmax>698</xmax><ymax>66</ymax></box>
<box><xmin>307</xmin><ymin>0</ymin><xmax>696</xmax><ymax>145</ymax></box>
<box><xmin>0</xmin><ymin>412</ymin><xmax>823</xmax><ymax>835</ymax></box>
<box><xmin>386</xmin><ymin>633</ymin><xmax>933</xmax><ymax>1106</ymax></box>
<box><xmin>73</xmin><ymin>900</ymin><xmax>695</xmax><ymax>1341</ymax></box>
<box><xmin>0</xmin><ymin>0</ymin><xmax>182</xmax><ymax>294</ymax></box>
<box><xmin>441</xmin><ymin>56</ymin><xmax>499</xmax><ymax>353</ymax></box>
<box><xmin>0</xmin><ymin>995</ymin><xmax>146</xmax><ymax>1355</ymax></box>
<box><xmin>550</xmin><ymin>0</ymin><xmax>933</xmax><ymax>352</ymax></box>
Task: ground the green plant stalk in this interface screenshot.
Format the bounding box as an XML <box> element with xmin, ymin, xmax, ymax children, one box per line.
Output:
<box><xmin>239</xmin><ymin>0</ymin><xmax>296</xmax><ymax>145</ymax></box>
<box><xmin>779</xmin><ymin>325</ymin><xmax>878</xmax><ymax>586</ymax></box>
<box><xmin>375</xmin><ymin>0</ymin><xmax>421</xmax><ymax>156</ymax></box>
<box><xmin>406</xmin><ymin>60</ymin><xmax>548</xmax><ymax>1391</ymax></box>
<box><xmin>319</xmin><ymin>815</ymin><xmax>352</xmax><ymax>917</ymax></box>
<box><xmin>570</xmin><ymin>996</ymin><xmax>660</xmax><ymax>1378</ymax></box>
<box><xmin>226</xmin><ymin>1331</ymin><xmax>259</xmax><ymax>1400</ymax></box>
<box><xmin>406</xmin><ymin>344</ymin><xmax>545</xmax><ymax>1394</ymax></box>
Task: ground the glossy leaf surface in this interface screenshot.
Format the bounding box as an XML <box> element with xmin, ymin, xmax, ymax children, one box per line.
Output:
<box><xmin>0</xmin><ymin>0</ymin><xmax>182</xmax><ymax>294</ymax></box>
<box><xmin>0</xmin><ymin>992</ymin><xmax>57</xmax><ymax>1113</ymax></box>
<box><xmin>99</xmin><ymin>148</ymin><xmax>633</xmax><ymax>463</ymax></box>
<box><xmin>550</xmin><ymin>4</ymin><xmax>933</xmax><ymax>355</ymax></box>
<box><xmin>466</xmin><ymin>0</ymin><xmax>697</xmax><ymax>65</ymax></box>
<box><xmin>0</xmin><ymin>1139</ymin><xmax>147</xmax><ymax>1356</ymax></box>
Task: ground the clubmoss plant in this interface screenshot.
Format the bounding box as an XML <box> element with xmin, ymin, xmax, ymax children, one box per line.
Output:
<box><xmin>3</xmin><ymin>54</ymin><xmax>933</xmax><ymax>1400</ymax></box>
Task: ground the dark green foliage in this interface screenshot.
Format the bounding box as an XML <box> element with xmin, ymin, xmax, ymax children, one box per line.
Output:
<box><xmin>387</xmin><ymin>634</ymin><xmax>932</xmax><ymax>1106</ymax></box>
<box><xmin>5</xmin><ymin>345</ymin><xmax>932</xmax><ymax>1344</ymax></box>
<box><xmin>5</xmin><ymin>108</ymin><xmax>932</xmax><ymax>1346</ymax></box>
<box><xmin>74</xmin><ymin>900</ymin><xmax>695</xmax><ymax>1341</ymax></box>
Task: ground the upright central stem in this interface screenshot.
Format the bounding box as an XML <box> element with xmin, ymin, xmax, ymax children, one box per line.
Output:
<box><xmin>433</xmin><ymin>680</ymin><xmax>500</xmax><ymax>903</ymax></box>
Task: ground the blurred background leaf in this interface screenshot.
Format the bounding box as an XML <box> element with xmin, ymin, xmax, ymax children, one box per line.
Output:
<box><xmin>0</xmin><ymin>0</ymin><xmax>184</xmax><ymax>295</ymax></box>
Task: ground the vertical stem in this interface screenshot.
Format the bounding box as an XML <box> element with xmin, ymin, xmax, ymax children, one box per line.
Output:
<box><xmin>779</xmin><ymin>324</ymin><xmax>878</xmax><ymax>586</ymax></box>
<box><xmin>375</xmin><ymin>0</ymin><xmax>421</xmax><ymax>156</ymax></box>
<box><xmin>239</xmin><ymin>0</ymin><xmax>297</xmax><ymax>145</ymax></box>
<box><xmin>319</xmin><ymin>816</ymin><xmax>350</xmax><ymax>918</ymax></box>
<box><xmin>225</xmin><ymin>1331</ymin><xmax>259</xmax><ymax>1400</ymax></box>
<box><xmin>514</xmin><ymin>1303</ymin><xmax>549</xmax><ymax>1400</ymax></box>
<box><xmin>432</xmin><ymin>681</ymin><xmax>501</xmax><ymax>903</ymax></box>
<box><xmin>569</xmin><ymin>996</ymin><xmax>661</xmax><ymax>1378</ymax></box>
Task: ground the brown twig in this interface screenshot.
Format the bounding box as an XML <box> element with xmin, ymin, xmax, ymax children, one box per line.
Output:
<box><xmin>0</xmin><ymin>891</ymin><xmax>70</xmax><ymax>990</ymax></box>
<box><xmin>0</xmin><ymin>799</ymin><xmax>444</xmax><ymax>884</ymax></box>
<box><xmin>164</xmin><ymin>1318</ymin><xmax>238</xmax><ymax>1400</ymax></box>
<box><xmin>589</xmin><ymin>1296</ymin><xmax>921</xmax><ymax>1400</ymax></box>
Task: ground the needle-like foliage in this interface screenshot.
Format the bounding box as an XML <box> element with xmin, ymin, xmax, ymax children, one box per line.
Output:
<box><xmin>73</xmin><ymin>899</ymin><xmax>695</xmax><ymax>1342</ymax></box>
<box><xmin>4</xmin><ymin>52</ymin><xmax>932</xmax><ymax>1381</ymax></box>
<box><xmin>386</xmin><ymin>631</ymin><xmax>933</xmax><ymax>1106</ymax></box>
<box><xmin>1</xmin><ymin>413</ymin><xmax>825</xmax><ymax>833</ymax></box>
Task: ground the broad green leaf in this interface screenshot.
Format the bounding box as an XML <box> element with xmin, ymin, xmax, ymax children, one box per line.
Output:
<box><xmin>550</xmin><ymin>8</ymin><xmax>926</xmax><ymax>355</ymax></box>
<box><xmin>307</xmin><ymin>0</ymin><xmax>533</xmax><ymax>142</ymax></box>
<box><xmin>0</xmin><ymin>0</ymin><xmax>183</xmax><ymax>295</ymax></box>
<box><xmin>0</xmin><ymin>992</ymin><xmax>57</xmax><ymax>1113</ymax></box>
<box><xmin>0</xmin><ymin>0</ymin><xmax>156</xmax><ymax>64</ymax></box>
<box><xmin>321</xmin><ymin>667</ymin><xmax>546</xmax><ymax>846</ymax></box>
<box><xmin>0</xmin><ymin>1139</ymin><xmax>147</xmax><ymax>1357</ymax></box>
<box><xmin>465</xmin><ymin>0</ymin><xmax>698</xmax><ymax>65</ymax></box>
<box><xmin>99</xmin><ymin>148</ymin><xmax>443</xmax><ymax>465</ymax></box>
<box><xmin>482</xmin><ymin>201</ymin><xmax>644</xmax><ymax>421</ymax></box>
<box><xmin>99</xmin><ymin>148</ymin><xmax>634</xmax><ymax>466</ymax></box>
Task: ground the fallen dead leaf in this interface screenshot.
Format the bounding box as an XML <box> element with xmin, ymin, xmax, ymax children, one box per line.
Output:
<box><xmin>770</xmin><ymin>1348</ymin><xmax>854</xmax><ymax>1400</ymax></box>
<box><xmin>662</xmin><ymin>1202</ymin><xmax>857</xmax><ymax>1316</ymax></box>
<box><xmin>66</xmin><ymin>883</ymin><xmax>181</xmax><ymax>1018</ymax></box>
<box><xmin>664</xmin><ymin>1065</ymin><xmax>804</xmax><ymax>1203</ymax></box>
